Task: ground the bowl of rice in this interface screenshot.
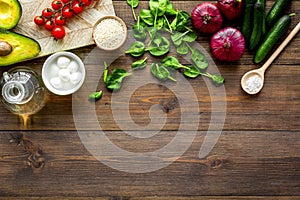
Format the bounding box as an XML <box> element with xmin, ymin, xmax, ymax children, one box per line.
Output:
<box><xmin>92</xmin><ymin>15</ymin><xmax>127</xmax><ymax>51</ymax></box>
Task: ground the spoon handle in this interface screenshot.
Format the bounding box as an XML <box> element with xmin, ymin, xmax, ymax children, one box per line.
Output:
<box><xmin>261</xmin><ymin>22</ymin><xmax>300</xmax><ymax>72</ymax></box>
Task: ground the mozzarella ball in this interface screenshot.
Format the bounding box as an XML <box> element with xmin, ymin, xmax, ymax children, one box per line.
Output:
<box><xmin>57</xmin><ymin>56</ymin><xmax>71</xmax><ymax>68</ymax></box>
<box><xmin>58</xmin><ymin>69</ymin><xmax>71</xmax><ymax>82</ymax></box>
<box><xmin>67</xmin><ymin>61</ymin><xmax>79</xmax><ymax>73</ymax></box>
<box><xmin>50</xmin><ymin>77</ymin><xmax>62</xmax><ymax>89</ymax></box>
<box><xmin>70</xmin><ymin>72</ymin><xmax>83</xmax><ymax>85</ymax></box>
<box><xmin>50</xmin><ymin>64</ymin><xmax>60</xmax><ymax>77</ymax></box>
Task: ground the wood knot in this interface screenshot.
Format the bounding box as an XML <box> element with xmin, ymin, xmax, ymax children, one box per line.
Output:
<box><xmin>160</xmin><ymin>97</ymin><xmax>178</xmax><ymax>113</ymax></box>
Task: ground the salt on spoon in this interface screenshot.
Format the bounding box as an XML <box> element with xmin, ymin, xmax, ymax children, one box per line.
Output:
<box><xmin>241</xmin><ymin>22</ymin><xmax>300</xmax><ymax>95</ymax></box>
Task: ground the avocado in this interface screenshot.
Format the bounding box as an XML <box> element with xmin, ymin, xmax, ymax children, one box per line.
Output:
<box><xmin>0</xmin><ymin>0</ymin><xmax>22</xmax><ymax>30</ymax></box>
<box><xmin>0</xmin><ymin>30</ymin><xmax>41</xmax><ymax>66</ymax></box>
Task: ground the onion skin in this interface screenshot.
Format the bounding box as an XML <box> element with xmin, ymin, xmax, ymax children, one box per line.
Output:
<box><xmin>210</xmin><ymin>27</ymin><xmax>245</xmax><ymax>62</ymax></box>
<box><xmin>191</xmin><ymin>3</ymin><xmax>223</xmax><ymax>34</ymax></box>
<box><xmin>217</xmin><ymin>0</ymin><xmax>243</xmax><ymax>20</ymax></box>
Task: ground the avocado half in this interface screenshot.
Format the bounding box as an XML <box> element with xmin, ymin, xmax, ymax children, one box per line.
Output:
<box><xmin>0</xmin><ymin>30</ymin><xmax>41</xmax><ymax>66</ymax></box>
<box><xmin>0</xmin><ymin>0</ymin><xmax>22</xmax><ymax>30</ymax></box>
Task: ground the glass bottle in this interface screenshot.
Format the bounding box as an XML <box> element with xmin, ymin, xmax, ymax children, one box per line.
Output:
<box><xmin>0</xmin><ymin>66</ymin><xmax>47</xmax><ymax>116</ymax></box>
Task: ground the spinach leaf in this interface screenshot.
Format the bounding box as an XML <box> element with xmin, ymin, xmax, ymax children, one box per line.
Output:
<box><xmin>189</xmin><ymin>47</ymin><xmax>208</xmax><ymax>70</ymax></box>
<box><xmin>125</xmin><ymin>41</ymin><xmax>146</xmax><ymax>57</ymax></box>
<box><xmin>150</xmin><ymin>63</ymin><xmax>176</xmax><ymax>82</ymax></box>
<box><xmin>171</xmin><ymin>32</ymin><xmax>184</xmax><ymax>47</ymax></box>
<box><xmin>162</xmin><ymin>56</ymin><xmax>189</xmax><ymax>70</ymax></box>
<box><xmin>165</xmin><ymin>1</ymin><xmax>177</xmax><ymax>16</ymax></box>
<box><xmin>132</xmin><ymin>57</ymin><xmax>147</xmax><ymax>70</ymax></box>
<box><xmin>132</xmin><ymin>16</ymin><xmax>147</xmax><ymax>41</ymax></box>
<box><xmin>149</xmin><ymin>0</ymin><xmax>167</xmax><ymax>27</ymax></box>
<box><xmin>170</xmin><ymin>11</ymin><xmax>191</xmax><ymax>32</ymax></box>
<box><xmin>139</xmin><ymin>9</ymin><xmax>154</xmax><ymax>26</ymax></box>
<box><xmin>183</xmin><ymin>31</ymin><xmax>197</xmax><ymax>42</ymax></box>
<box><xmin>176</xmin><ymin>42</ymin><xmax>189</xmax><ymax>55</ymax></box>
<box><xmin>127</xmin><ymin>0</ymin><xmax>139</xmax><ymax>21</ymax></box>
<box><xmin>156</xmin><ymin>17</ymin><xmax>168</xmax><ymax>30</ymax></box>
<box><xmin>106</xmin><ymin>69</ymin><xmax>131</xmax><ymax>91</ymax></box>
<box><xmin>183</xmin><ymin>65</ymin><xmax>200</xmax><ymax>78</ymax></box>
<box><xmin>88</xmin><ymin>90</ymin><xmax>103</xmax><ymax>101</ymax></box>
<box><xmin>203</xmin><ymin>73</ymin><xmax>225</xmax><ymax>86</ymax></box>
<box><xmin>147</xmin><ymin>36</ymin><xmax>170</xmax><ymax>57</ymax></box>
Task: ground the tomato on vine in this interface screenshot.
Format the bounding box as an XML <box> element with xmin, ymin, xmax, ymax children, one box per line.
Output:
<box><xmin>61</xmin><ymin>0</ymin><xmax>70</xmax><ymax>3</ymax></box>
<box><xmin>54</xmin><ymin>15</ymin><xmax>65</xmax><ymax>26</ymax></box>
<box><xmin>52</xmin><ymin>26</ymin><xmax>66</xmax><ymax>40</ymax></box>
<box><xmin>62</xmin><ymin>6</ymin><xmax>73</xmax><ymax>18</ymax></box>
<box><xmin>44</xmin><ymin>20</ymin><xmax>55</xmax><ymax>31</ymax></box>
<box><xmin>72</xmin><ymin>1</ymin><xmax>84</xmax><ymax>14</ymax></box>
<box><xmin>51</xmin><ymin>0</ymin><xmax>63</xmax><ymax>10</ymax></box>
<box><xmin>42</xmin><ymin>8</ymin><xmax>53</xmax><ymax>18</ymax></box>
<box><xmin>82</xmin><ymin>0</ymin><xmax>92</xmax><ymax>6</ymax></box>
<box><xmin>34</xmin><ymin>16</ymin><xmax>45</xmax><ymax>26</ymax></box>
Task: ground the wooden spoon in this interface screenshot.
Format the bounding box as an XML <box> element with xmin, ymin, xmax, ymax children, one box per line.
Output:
<box><xmin>241</xmin><ymin>22</ymin><xmax>300</xmax><ymax>95</ymax></box>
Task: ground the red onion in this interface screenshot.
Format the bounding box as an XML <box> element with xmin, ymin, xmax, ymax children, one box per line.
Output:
<box><xmin>210</xmin><ymin>27</ymin><xmax>245</xmax><ymax>62</ymax></box>
<box><xmin>217</xmin><ymin>0</ymin><xmax>243</xmax><ymax>20</ymax></box>
<box><xmin>191</xmin><ymin>3</ymin><xmax>223</xmax><ymax>34</ymax></box>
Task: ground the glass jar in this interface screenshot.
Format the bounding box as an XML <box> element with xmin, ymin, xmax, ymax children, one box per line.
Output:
<box><xmin>0</xmin><ymin>66</ymin><xmax>47</xmax><ymax>116</ymax></box>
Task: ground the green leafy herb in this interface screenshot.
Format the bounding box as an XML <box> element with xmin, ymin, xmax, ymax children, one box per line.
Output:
<box><xmin>170</xmin><ymin>10</ymin><xmax>191</xmax><ymax>32</ymax></box>
<box><xmin>183</xmin><ymin>65</ymin><xmax>200</xmax><ymax>78</ymax></box>
<box><xmin>125</xmin><ymin>41</ymin><xmax>146</xmax><ymax>57</ymax></box>
<box><xmin>171</xmin><ymin>30</ymin><xmax>197</xmax><ymax>47</ymax></box>
<box><xmin>88</xmin><ymin>90</ymin><xmax>103</xmax><ymax>101</ymax></box>
<box><xmin>162</xmin><ymin>56</ymin><xmax>189</xmax><ymax>70</ymax></box>
<box><xmin>132</xmin><ymin>16</ymin><xmax>147</xmax><ymax>41</ymax></box>
<box><xmin>105</xmin><ymin>69</ymin><xmax>131</xmax><ymax>91</ymax></box>
<box><xmin>150</xmin><ymin>63</ymin><xmax>176</xmax><ymax>82</ymax></box>
<box><xmin>165</xmin><ymin>1</ymin><xmax>177</xmax><ymax>16</ymax></box>
<box><xmin>149</xmin><ymin>0</ymin><xmax>168</xmax><ymax>27</ymax></box>
<box><xmin>176</xmin><ymin>42</ymin><xmax>189</xmax><ymax>55</ymax></box>
<box><xmin>139</xmin><ymin>9</ymin><xmax>154</xmax><ymax>26</ymax></box>
<box><xmin>127</xmin><ymin>0</ymin><xmax>139</xmax><ymax>21</ymax></box>
<box><xmin>202</xmin><ymin>72</ymin><xmax>225</xmax><ymax>86</ymax></box>
<box><xmin>183</xmin><ymin>31</ymin><xmax>197</xmax><ymax>42</ymax></box>
<box><xmin>147</xmin><ymin>36</ymin><xmax>170</xmax><ymax>57</ymax></box>
<box><xmin>132</xmin><ymin>57</ymin><xmax>148</xmax><ymax>70</ymax></box>
<box><xmin>187</xmin><ymin>44</ymin><xmax>208</xmax><ymax>70</ymax></box>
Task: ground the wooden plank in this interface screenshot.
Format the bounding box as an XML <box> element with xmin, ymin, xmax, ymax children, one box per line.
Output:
<box><xmin>12</xmin><ymin>0</ymin><xmax>115</xmax><ymax>58</ymax></box>
<box><xmin>0</xmin><ymin>131</ymin><xmax>299</xmax><ymax>196</ymax></box>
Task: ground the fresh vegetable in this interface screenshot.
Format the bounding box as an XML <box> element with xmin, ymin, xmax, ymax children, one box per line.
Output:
<box><xmin>249</xmin><ymin>0</ymin><xmax>264</xmax><ymax>50</ymax></box>
<box><xmin>170</xmin><ymin>11</ymin><xmax>191</xmax><ymax>32</ymax></box>
<box><xmin>127</xmin><ymin>0</ymin><xmax>139</xmax><ymax>21</ymax></box>
<box><xmin>52</xmin><ymin>26</ymin><xmax>66</xmax><ymax>40</ymax></box>
<box><xmin>0</xmin><ymin>30</ymin><xmax>41</xmax><ymax>67</ymax></box>
<box><xmin>242</xmin><ymin>0</ymin><xmax>256</xmax><ymax>42</ymax></box>
<box><xmin>0</xmin><ymin>0</ymin><xmax>22</xmax><ymax>30</ymax></box>
<box><xmin>150</xmin><ymin>63</ymin><xmax>176</xmax><ymax>82</ymax></box>
<box><xmin>147</xmin><ymin>35</ymin><xmax>170</xmax><ymax>56</ymax></box>
<box><xmin>105</xmin><ymin>68</ymin><xmax>131</xmax><ymax>91</ymax></box>
<box><xmin>210</xmin><ymin>27</ymin><xmax>245</xmax><ymax>62</ymax></box>
<box><xmin>34</xmin><ymin>0</ymin><xmax>93</xmax><ymax>39</ymax></box>
<box><xmin>139</xmin><ymin>9</ymin><xmax>154</xmax><ymax>26</ymax></box>
<box><xmin>125</xmin><ymin>41</ymin><xmax>146</xmax><ymax>57</ymax></box>
<box><xmin>266</xmin><ymin>0</ymin><xmax>292</xmax><ymax>27</ymax></box>
<box><xmin>162</xmin><ymin>56</ymin><xmax>189</xmax><ymax>70</ymax></box>
<box><xmin>132</xmin><ymin>57</ymin><xmax>148</xmax><ymax>70</ymax></box>
<box><xmin>254</xmin><ymin>14</ymin><xmax>294</xmax><ymax>63</ymax></box>
<box><xmin>217</xmin><ymin>0</ymin><xmax>243</xmax><ymax>20</ymax></box>
<box><xmin>88</xmin><ymin>90</ymin><xmax>103</xmax><ymax>101</ymax></box>
<box><xmin>184</xmin><ymin>66</ymin><xmax>224</xmax><ymax>86</ymax></box>
<box><xmin>132</xmin><ymin>16</ymin><xmax>147</xmax><ymax>41</ymax></box>
<box><xmin>191</xmin><ymin>3</ymin><xmax>223</xmax><ymax>34</ymax></box>
<box><xmin>176</xmin><ymin>42</ymin><xmax>189</xmax><ymax>55</ymax></box>
<box><xmin>186</xmin><ymin>44</ymin><xmax>208</xmax><ymax>70</ymax></box>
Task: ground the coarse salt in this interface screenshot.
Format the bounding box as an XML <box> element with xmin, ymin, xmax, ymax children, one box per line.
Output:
<box><xmin>245</xmin><ymin>75</ymin><xmax>262</xmax><ymax>93</ymax></box>
<box><xmin>93</xmin><ymin>18</ymin><xmax>126</xmax><ymax>49</ymax></box>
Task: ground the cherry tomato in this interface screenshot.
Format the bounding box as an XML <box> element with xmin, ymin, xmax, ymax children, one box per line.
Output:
<box><xmin>81</xmin><ymin>0</ymin><xmax>92</xmax><ymax>6</ymax></box>
<box><xmin>51</xmin><ymin>0</ymin><xmax>63</xmax><ymax>10</ymax></box>
<box><xmin>42</xmin><ymin>8</ymin><xmax>53</xmax><ymax>18</ymax></box>
<box><xmin>54</xmin><ymin>15</ymin><xmax>65</xmax><ymax>26</ymax></box>
<box><xmin>72</xmin><ymin>1</ymin><xmax>84</xmax><ymax>14</ymax></box>
<box><xmin>44</xmin><ymin>20</ymin><xmax>55</xmax><ymax>31</ymax></box>
<box><xmin>34</xmin><ymin>16</ymin><xmax>45</xmax><ymax>26</ymax></box>
<box><xmin>61</xmin><ymin>0</ymin><xmax>70</xmax><ymax>3</ymax></box>
<box><xmin>62</xmin><ymin>6</ymin><xmax>73</xmax><ymax>18</ymax></box>
<box><xmin>52</xmin><ymin>26</ymin><xmax>66</xmax><ymax>40</ymax></box>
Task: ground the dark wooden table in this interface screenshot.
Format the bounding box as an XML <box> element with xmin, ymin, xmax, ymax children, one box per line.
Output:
<box><xmin>0</xmin><ymin>0</ymin><xmax>299</xmax><ymax>199</ymax></box>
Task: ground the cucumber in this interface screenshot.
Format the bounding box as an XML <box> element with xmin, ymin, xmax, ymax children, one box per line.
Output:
<box><xmin>242</xmin><ymin>0</ymin><xmax>256</xmax><ymax>42</ymax></box>
<box><xmin>254</xmin><ymin>14</ymin><xmax>293</xmax><ymax>63</ymax></box>
<box><xmin>266</xmin><ymin>0</ymin><xmax>292</xmax><ymax>27</ymax></box>
<box><xmin>249</xmin><ymin>0</ymin><xmax>264</xmax><ymax>50</ymax></box>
